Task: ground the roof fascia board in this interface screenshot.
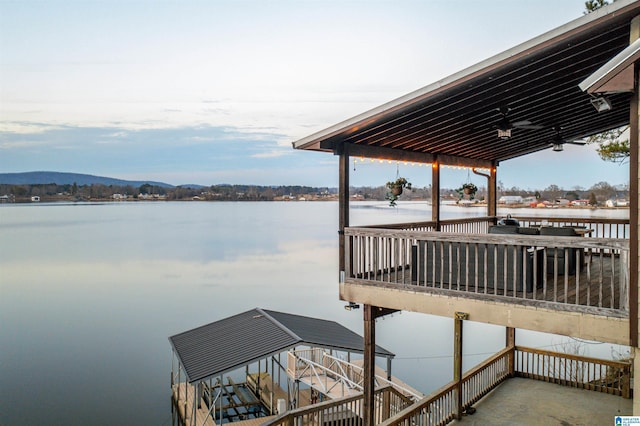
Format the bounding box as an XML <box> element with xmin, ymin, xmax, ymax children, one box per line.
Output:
<box><xmin>579</xmin><ymin>37</ymin><xmax>640</xmax><ymax>94</ymax></box>
<box><xmin>292</xmin><ymin>0</ymin><xmax>639</xmax><ymax>152</ymax></box>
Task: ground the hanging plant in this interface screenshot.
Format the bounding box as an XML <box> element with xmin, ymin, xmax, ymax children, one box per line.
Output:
<box><xmin>386</xmin><ymin>177</ymin><xmax>412</xmax><ymax>207</ymax></box>
<box><xmin>456</xmin><ymin>182</ymin><xmax>478</xmax><ymax>199</ymax></box>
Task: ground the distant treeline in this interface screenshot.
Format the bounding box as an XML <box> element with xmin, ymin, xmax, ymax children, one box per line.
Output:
<box><xmin>0</xmin><ymin>180</ymin><xmax>628</xmax><ymax>205</ymax></box>
<box><xmin>0</xmin><ymin>182</ymin><xmax>337</xmax><ymax>202</ymax></box>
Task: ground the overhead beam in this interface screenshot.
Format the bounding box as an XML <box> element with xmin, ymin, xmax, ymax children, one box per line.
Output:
<box><xmin>325</xmin><ymin>142</ymin><xmax>494</xmax><ymax>169</ymax></box>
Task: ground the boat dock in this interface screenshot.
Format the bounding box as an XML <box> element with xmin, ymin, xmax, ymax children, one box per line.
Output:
<box><xmin>168</xmin><ymin>308</ymin><xmax>402</xmax><ymax>426</ymax></box>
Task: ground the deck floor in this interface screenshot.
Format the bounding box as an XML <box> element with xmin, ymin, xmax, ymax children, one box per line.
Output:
<box><xmin>452</xmin><ymin>377</ymin><xmax>631</xmax><ymax>425</ymax></box>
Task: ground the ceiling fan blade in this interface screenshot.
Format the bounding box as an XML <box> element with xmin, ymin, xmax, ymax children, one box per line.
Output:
<box><xmin>566</xmin><ymin>140</ymin><xmax>587</xmax><ymax>146</ymax></box>
<box><xmin>512</xmin><ymin>120</ymin><xmax>544</xmax><ymax>130</ymax></box>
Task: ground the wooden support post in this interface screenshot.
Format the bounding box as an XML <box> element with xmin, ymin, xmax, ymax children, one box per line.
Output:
<box><xmin>386</xmin><ymin>356</ymin><xmax>392</xmax><ymax>380</ymax></box>
<box><xmin>363</xmin><ymin>304</ymin><xmax>376</xmax><ymax>426</ymax></box>
<box><xmin>629</xmin><ymin>16</ymin><xmax>639</xmax><ymax>349</ymax></box>
<box><xmin>454</xmin><ymin>312</ymin><xmax>468</xmax><ymax>420</ymax></box>
<box><xmin>431</xmin><ymin>160</ymin><xmax>441</xmax><ymax>230</ymax></box>
<box><xmin>271</xmin><ymin>356</ymin><xmax>275</xmax><ymax>414</ymax></box>
<box><xmin>506</xmin><ymin>327</ymin><xmax>516</xmax><ymax>377</ymax></box>
<box><xmin>630</xmin><ymin>16</ymin><xmax>639</xmax><ymax>415</ymax></box>
<box><xmin>489</xmin><ymin>163</ymin><xmax>497</xmax><ymax>220</ymax></box>
<box><xmin>338</xmin><ymin>145</ymin><xmax>350</xmax><ymax>280</ymax></box>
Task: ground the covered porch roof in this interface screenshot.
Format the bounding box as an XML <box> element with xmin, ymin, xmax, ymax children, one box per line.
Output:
<box><xmin>292</xmin><ymin>0</ymin><xmax>639</xmax><ymax>168</ymax></box>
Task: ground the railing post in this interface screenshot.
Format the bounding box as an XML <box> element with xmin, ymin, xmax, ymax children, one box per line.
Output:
<box><xmin>431</xmin><ymin>160</ymin><xmax>441</xmax><ymax>231</ymax></box>
<box><xmin>506</xmin><ymin>327</ymin><xmax>516</xmax><ymax>377</ymax></box>
<box><xmin>454</xmin><ymin>311</ymin><xmax>469</xmax><ymax>420</ymax></box>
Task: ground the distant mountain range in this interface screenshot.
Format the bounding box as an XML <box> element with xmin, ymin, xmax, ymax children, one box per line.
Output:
<box><xmin>0</xmin><ymin>171</ymin><xmax>177</xmax><ymax>188</ymax></box>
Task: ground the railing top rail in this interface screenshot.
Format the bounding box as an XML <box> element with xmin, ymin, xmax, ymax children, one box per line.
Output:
<box><xmin>345</xmin><ymin>227</ymin><xmax>629</xmax><ymax>250</ymax></box>
<box><xmin>262</xmin><ymin>386</ymin><xmax>408</xmax><ymax>426</ymax></box>
<box><xmin>512</xmin><ymin>216</ymin><xmax>629</xmax><ymax>225</ymax></box>
<box><xmin>356</xmin><ymin>216</ymin><xmax>629</xmax><ymax>230</ymax></box>
<box><xmin>461</xmin><ymin>347</ymin><xmax>512</xmax><ymax>382</ymax></box>
<box><xmin>516</xmin><ymin>346</ymin><xmax>631</xmax><ymax>368</ymax></box>
<box><xmin>361</xmin><ymin>216</ymin><xmax>496</xmax><ymax>229</ymax></box>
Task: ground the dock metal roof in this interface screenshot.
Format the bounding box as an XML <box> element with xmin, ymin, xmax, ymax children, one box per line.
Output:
<box><xmin>168</xmin><ymin>308</ymin><xmax>394</xmax><ymax>383</ymax></box>
<box><xmin>293</xmin><ymin>0</ymin><xmax>640</xmax><ymax>167</ymax></box>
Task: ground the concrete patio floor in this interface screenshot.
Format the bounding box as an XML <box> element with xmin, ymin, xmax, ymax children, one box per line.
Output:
<box><xmin>453</xmin><ymin>377</ymin><xmax>631</xmax><ymax>425</ymax></box>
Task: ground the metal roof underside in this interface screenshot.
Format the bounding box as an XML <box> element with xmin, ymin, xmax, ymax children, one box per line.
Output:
<box><xmin>168</xmin><ymin>308</ymin><xmax>395</xmax><ymax>383</ymax></box>
<box><xmin>293</xmin><ymin>0</ymin><xmax>640</xmax><ymax>166</ymax></box>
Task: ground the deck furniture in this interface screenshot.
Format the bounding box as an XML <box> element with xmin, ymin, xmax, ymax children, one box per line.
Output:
<box><xmin>411</xmin><ymin>225</ymin><xmax>543</xmax><ymax>292</ymax></box>
<box><xmin>539</xmin><ymin>226</ymin><xmax>581</xmax><ymax>275</ymax></box>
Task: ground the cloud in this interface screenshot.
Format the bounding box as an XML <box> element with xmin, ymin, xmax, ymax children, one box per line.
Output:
<box><xmin>251</xmin><ymin>149</ymin><xmax>291</xmax><ymax>159</ymax></box>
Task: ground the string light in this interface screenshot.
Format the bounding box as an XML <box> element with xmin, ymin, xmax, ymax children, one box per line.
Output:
<box><xmin>343</xmin><ymin>156</ymin><xmax>492</xmax><ymax>172</ymax></box>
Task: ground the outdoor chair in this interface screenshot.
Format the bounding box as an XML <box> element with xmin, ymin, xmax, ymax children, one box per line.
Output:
<box><xmin>539</xmin><ymin>226</ymin><xmax>581</xmax><ymax>275</ymax></box>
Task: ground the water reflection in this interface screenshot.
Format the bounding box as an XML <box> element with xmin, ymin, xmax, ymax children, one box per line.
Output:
<box><xmin>0</xmin><ymin>201</ymin><xmax>629</xmax><ymax>425</ymax></box>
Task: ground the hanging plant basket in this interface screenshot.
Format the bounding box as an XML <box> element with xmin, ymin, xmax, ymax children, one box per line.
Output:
<box><xmin>386</xmin><ymin>177</ymin><xmax>412</xmax><ymax>207</ymax></box>
<box><xmin>456</xmin><ymin>182</ymin><xmax>478</xmax><ymax>200</ymax></box>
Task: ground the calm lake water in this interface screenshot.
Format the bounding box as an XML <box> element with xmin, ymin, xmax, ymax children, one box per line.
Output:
<box><xmin>0</xmin><ymin>201</ymin><xmax>629</xmax><ymax>425</ymax></box>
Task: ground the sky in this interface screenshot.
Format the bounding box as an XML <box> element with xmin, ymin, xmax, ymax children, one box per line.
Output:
<box><xmin>0</xmin><ymin>0</ymin><xmax>630</xmax><ymax>190</ymax></box>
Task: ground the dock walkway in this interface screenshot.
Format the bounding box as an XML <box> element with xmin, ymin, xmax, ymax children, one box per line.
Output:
<box><xmin>172</xmin><ymin>382</ymin><xmax>216</xmax><ymax>426</ymax></box>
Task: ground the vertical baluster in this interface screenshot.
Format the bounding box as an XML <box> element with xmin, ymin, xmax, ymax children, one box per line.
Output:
<box><xmin>450</xmin><ymin>242</ymin><xmax>455</xmax><ymax>290</ymax></box>
<box><xmin>542</xmin><ymin>248</ymin><xmax>548</xmax><ymax>300</ymax></box>
<box><xmin>598</xmin><ymin>250</ymin><xmax>604</xmax><ymax>308</ymax></box>
<box><xmin>394</xmin><ymin>236</ymin><xmax>400</xmax><ymax>283</ymax></box>
<box><xmin>474</xmin><ymin>243</ymin><xmax>479</xmax><ymax>293</ymax></box>
<box><xmin>483</xmin><ymin>244</ymin><xmax>488</xmax><ymax>294</ymax></box>
<box><xmin>493</xmin><ymin>245</ymin><xmax>498</xmax><ymax>296</ymax></box>
<box><xmin>563</xmin><ymin>247</ymin><xmax>569</xmax><ymax>303</ymax></box>
<box><xmin>575</xmin><ymin>249</ymin><xmax>580</xmax><ymax>305</ymax></box>
<box><xmin>610</xmin><ymin>249</ymin><xmax>616</xmax><ymax>309</ymax></box>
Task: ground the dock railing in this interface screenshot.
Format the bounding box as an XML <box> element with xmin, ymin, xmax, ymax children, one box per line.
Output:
<box><xmin>345</xmin><ymin>223</ymin><xmax>630</xmax><ymax>317</ymax></box>
<box><xmin>287</xmin><ymin>349</ymin><xmax>423</xmax><ymax>401</ymax></box>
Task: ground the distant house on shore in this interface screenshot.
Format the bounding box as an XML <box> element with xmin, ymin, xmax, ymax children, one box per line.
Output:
<box><xmin>570</xmin><ymin>199</ymin><xmax>591</xmax><ymax>207</ymax></box>
<box><xmin>498</xmin><ymin>195</ymin><xmax>522</xmax><ymax>205</ymax></box>
<box><xmin>606</xmin><ymin>198</ymin><xmax>629</xmax><ymax>207</ymax></box>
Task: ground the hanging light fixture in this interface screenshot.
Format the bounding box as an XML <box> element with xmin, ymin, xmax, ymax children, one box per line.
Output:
<box><xmin>497</xmin><ymin>127</ymin><xmax>512</xmax><ymax>140</ymax></box>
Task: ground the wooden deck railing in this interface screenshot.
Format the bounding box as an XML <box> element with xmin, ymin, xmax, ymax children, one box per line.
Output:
<box><xmin>362</xmin><ymin>216</ymin><xmax>496</xmax><ymax>234</ymax></box>
<box><xmin>514</xmin><ymin>216</ymin><xmax>629</xmax><ymax>239</ymax></box>
<box><xmin>262</xmin><ymin>347</ymin><xmax>630</xmax><ymax>426</ymax></box>
<box><xmin>378</xmin><ymin>346</ymin><xmax>630</xmax><ymax>426</ymax></box>
<box><xmin>378</xmin><ymin>347</ymin><xmax>512</xmax><ymax>426</ymax></box>
<box><xmin>515</xmin><ymin>346</ymin><xmax>631</xmax><ymax>398</ymax></box>
<box><xmin>263</xmin><ymin>386</ymin><xmax>413</xmax><ymax>426</ymax></box>
<box><xmin>363</xmin><ymin>216</ymin><xmax>629</xmax><ymax>240</ymax></box>
<box><xmin>345</xmin><ymin>227</ymin><xmax>629</xmax><ymax>317</ymax></box>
